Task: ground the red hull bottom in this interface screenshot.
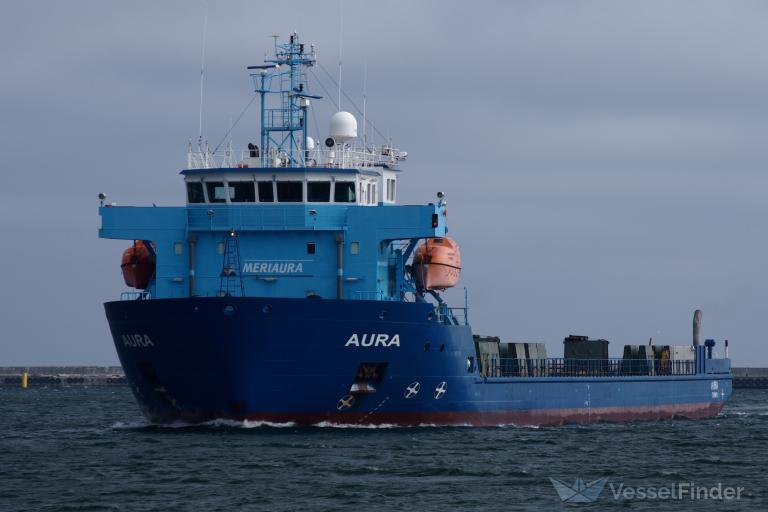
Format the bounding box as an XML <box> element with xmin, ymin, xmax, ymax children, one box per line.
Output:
<box><xmin>228</xmin><ymin>402</ymin><xmax>725</xmax><ymax>427</ymax></box>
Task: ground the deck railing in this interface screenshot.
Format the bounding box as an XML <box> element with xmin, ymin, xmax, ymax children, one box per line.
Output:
<box><xmin>435</xmin><ymin>306</ymin><xmax>468</xmax><ymax>326</ymax></box>
<box><xmin>352</xmin><ymin>290</ymin><xmax>388</xmax><ymax>301</ymax></box>
<box><xmin>120</xmin><ymin>291</ymin><xmax>151</xmax><ymax>301</ymax></box>
<box><xmin>186</xmin><ymin>146</ymin><xmax>407</xmax><ymax>170</ymax></box>
<box><xmin>480</xmin><ymin>357</ymin><xmax>696</xmax><ymax>378</ymax></box>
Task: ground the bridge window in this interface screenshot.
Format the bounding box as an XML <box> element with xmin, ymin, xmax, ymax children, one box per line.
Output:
<box><xmin>334</xmin><ymin>182</ymin><xmax>356</xmax><ymax>203</ymax></box>
<box><xmin>307</xmin><ymin>181</ymin><xmax>331</xmax><ymax>202</ymax></box>
<box><xmin>206</xmin><ymin>182</ymin><xmax>226</xmax><ymax>203</ymax></box>
<box><xmin>386</xmin><ymin>179</ymin><xmax>396</xmax><ymax>202</ymax></box>
<box><xmin>230</xmin><ymin>181</ymin><xmax>255</xmax><ymax>203</ymax></box>
<box><xmin>277</xmin><ymin>181</ymin><xmax>303</xmax><ymax>202</ymax></box>
<box><xmin>257</xmin><ymin>182</ymin><xmax>274</xmax><ymax>202</ymax></box>
<box><xmin>187</xmin><ymin>182</ymin><xmax>205</xmax><ymax>203</ymax></box>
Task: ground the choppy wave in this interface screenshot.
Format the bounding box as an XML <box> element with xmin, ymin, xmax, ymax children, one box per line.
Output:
<box><xmin>311</xmin><ymin>421</ymin><xmax>401</xmax><ymax>429</ymax></box>
<box><xmin>204</xmin><ymin>418</ymin><xmax>297</xmax><ymax>429</ymax></box>
<box><xmin>111</xmin><ymin>418</ymin><xmax>297</xmax><ymax>430</ymax></box>
<box><xmin>113</xmin><ymin>419</ymin><xmax>550</xmax><ymax>430</ymax></box>
<box><xmin>111</xmin><ymin>420</ymin><xmax>151</xmax><ymax>430</ymax></box>
<box><xmin>4</xmin><ymin>386</ymin><xmax>767</xmax><ymax>512</ymax></box>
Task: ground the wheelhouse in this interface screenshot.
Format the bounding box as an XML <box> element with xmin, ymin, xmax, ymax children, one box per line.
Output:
<box><xmin>183</xmin><ymin>168</ymin><xmax>397</xmax><ymax>206</ymax></box>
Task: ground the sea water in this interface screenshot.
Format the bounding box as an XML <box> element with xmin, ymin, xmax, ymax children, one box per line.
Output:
<box><xmin>0</xmin><ymin>387</ymin><xmax>765</xmax><ymax>511</ymax></box>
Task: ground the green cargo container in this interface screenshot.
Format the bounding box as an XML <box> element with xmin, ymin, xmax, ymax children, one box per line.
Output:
<box><xmin>563</xmin><ymin>335</ymin><xmax>609</xmax><ymax>360</ymax></box>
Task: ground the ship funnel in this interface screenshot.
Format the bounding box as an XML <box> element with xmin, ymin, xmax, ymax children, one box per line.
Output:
<box><xmin>693</xmin><ymin>309</ymin><xmax>702</xmax><ymax>347</ymax></box>
<box><xmin>329</xmin><ymin>111</ymin><xmax>357</xmax><ymax>143</ymax></box>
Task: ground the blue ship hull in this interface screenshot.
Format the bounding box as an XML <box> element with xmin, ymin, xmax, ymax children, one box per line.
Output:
<box><xmin>105</xmin><ymin>297</ymin><xmax>731</xmax><ymax>426</ymax></box>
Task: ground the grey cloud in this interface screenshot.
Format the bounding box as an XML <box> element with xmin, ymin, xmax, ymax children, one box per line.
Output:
<box><xmin>0</xmin><ymin>0</ymin><xmax>765</xmax><ymax>365</ymax></box>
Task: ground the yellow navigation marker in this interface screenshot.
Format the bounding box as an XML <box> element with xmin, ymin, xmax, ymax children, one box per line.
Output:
<box><xmin>21</xmin><ymin>371</ymin><xmax>28</xmax><ymax>389</ymax></box>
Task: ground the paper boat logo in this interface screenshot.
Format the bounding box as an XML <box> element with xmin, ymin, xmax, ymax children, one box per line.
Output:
<box><xmin>549</xmin><ymin>476</ymin><xmax>609</xmax><ymax>503</ymax></box>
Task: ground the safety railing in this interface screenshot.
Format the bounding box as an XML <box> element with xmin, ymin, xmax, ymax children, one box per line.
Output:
<box><xmin>186</xmin><ymin>206</ymin><xmax>347</xmax><ymax>231</ymax></box>
<box><xmin>429</xmin><ymin>303</ymin><xmax>466</xmax><ymax>326</ymax></box>
<box><xmin>351</xmin><ymin>290</ymin><xmax>400</xmax><ymax>301</ymax></box>
<box><xmin>479</xmin><ymin>358</ymin><xmax>697</xmax><ymax>378</ymax></box>
<box><xmin>352</xmin><ymin>290</ymin><xmax>384</xmax><ymax>301</ymax></box>
<box><xmin>120</xmin><ymin>291</ymin><xmax>151</xmax><ymax>301</ymax></box>
<box><xmin>451</xmin><ymin>307</ymin><xmax>469</xmax><ymax>324</ymax></box>
<box><xmin>186</xmin><ymin>145</ymin><xmax>407</xmax><ymax>170</ymax></box>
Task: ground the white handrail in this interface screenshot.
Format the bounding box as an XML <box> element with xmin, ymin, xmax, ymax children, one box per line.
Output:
<box><xmin>186</xmin><ymin>145</ymin><xmax>407</xmax><ymax>170</ymax></box>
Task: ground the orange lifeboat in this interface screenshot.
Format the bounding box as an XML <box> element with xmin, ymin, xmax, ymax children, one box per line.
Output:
<box><xmin>121</xmin><ymin>240</ymin><xmax>156</xmax><ymax>289</ymax></box>
<box><xmin>411</xmin><ymin>237</ymin><xmax>461</xmax><ymax>291</ymax></box>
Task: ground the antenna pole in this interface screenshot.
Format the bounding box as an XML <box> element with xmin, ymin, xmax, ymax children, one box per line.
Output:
<box><xmin>338</xmin><ymin>0</ymin><xmax>343</xmax><ymax>110</ymax></box>
<box><xmin>198</xmin><ymin>1</ymin><xmax>209</xmax><ymax>139</ymax></box>
<box><xmin>363</xmin><ymin>60</ymin><xmax>367</xmax><ymax>147</ymax></box>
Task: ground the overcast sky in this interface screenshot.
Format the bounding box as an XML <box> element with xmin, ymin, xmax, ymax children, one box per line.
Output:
<box><xmin>1</xmin><ymin>1</ymin><xmax>767</xmax><ymax>366</ymax></box>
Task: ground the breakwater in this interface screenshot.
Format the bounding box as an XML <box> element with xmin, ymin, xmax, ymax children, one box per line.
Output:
<box><xmin>2</xmin><ymin>366</ymin><xmax>766</xmax><ymax>388</ymax></box>
<box><xmin>0</xmin><ymin>367</ymin><xmax>126</xmax><ymax>386</ymax></box>
<box><xmin>733</xmin><ymin>367</ymin><xmax>768</xmax><ymax>389</ymax></box>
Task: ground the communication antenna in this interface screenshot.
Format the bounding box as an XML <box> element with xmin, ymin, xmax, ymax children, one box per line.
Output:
<box><xmin>198</xmin><ymin>1</ymin><xmax>209</xmax><ymax>140</ymax></box>
<box><xmin>362</xmin><ymin>60</ymin><xmax>367</xmax><ymax>147</ymax></box>
<box><xmin>338</xmin><ymin>0</ymin><xmax>343</xmax><ymax>110</ymax></box>
<box><xmin>226</xmin><ymin>116</ymin><xmax>234</xmax><ymax>166</ymax></box>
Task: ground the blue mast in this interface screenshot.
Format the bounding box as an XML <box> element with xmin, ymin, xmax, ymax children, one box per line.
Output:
<box><xmin>248</xmin><ymin>33</ymin><xmax>321</xmax><ymax>168</ymax></box>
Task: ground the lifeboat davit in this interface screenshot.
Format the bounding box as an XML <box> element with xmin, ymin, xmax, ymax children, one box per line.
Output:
<box><xmin>411</xmin><ymin>237</ymin><xmax>462</xmax><ymax>291</ymax></box>
<box><xmin>121</xmin><ymin>240</ymin><xmax>155</xmax><ymax>289</ymax></box>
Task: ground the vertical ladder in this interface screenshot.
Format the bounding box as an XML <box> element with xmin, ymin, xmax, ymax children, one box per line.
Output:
<box><xmin>218</xmin><ymin>229</ymin><xmax>244</xmax><ymax>297</ymax></box>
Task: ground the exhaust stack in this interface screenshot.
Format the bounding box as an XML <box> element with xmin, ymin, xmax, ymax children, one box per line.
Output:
<box><xmin>693</xmin><ymin>309</ymin><xmax>702</xmax><ymax>347</ymax></box>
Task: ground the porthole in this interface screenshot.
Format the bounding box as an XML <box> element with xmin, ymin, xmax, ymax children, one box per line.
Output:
<box><xmin>378</xmin><ymin>311</ymin><xmax>387</xmax><ymax>320</ymax></box>
<box><xmin>223</xmin><ymin>304</ymin><xmax>236</xmax><ymax>316</ymax></box>
<box><xmin>262</xmin><ymin>305</ymin><xmax>272</xmax><ymax>313</ymax></box>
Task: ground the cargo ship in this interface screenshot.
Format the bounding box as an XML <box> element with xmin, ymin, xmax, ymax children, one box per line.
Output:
<box><xmin>99</xmin><ymin>34</ymin><xmax>732</xmax><ymax>426</ymax></box>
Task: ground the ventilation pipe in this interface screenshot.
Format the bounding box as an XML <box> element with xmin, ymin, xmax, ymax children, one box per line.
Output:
<box><xmin>705</xmin><ymin>339</ymin><xmax>715</xmax><ymax>359</ymax></box>
<box><xmin>188</xmin><ymin>234</ymin><xmax>197</xmax><ymax>297</ymax></box>
<box><xmin>335</xmin><ymin>232</ymin><xmax>344</xmax><ymax>299</ymax></box>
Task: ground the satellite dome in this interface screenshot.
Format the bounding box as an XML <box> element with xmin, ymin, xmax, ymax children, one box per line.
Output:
<box><xmin>329</xmin><ymin>111</ymin><xmax>357</xmax><ymax>142</ymax></box>
<box><xmin>305</xmin><ymin>136</ymin><xmax>315</xmax><ymax>150</ymax></box>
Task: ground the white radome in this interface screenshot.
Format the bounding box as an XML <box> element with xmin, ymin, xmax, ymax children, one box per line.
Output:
<box><xmin>329</xmin><ymin>111</ymin><xmax>357</xmax><ymax>142</ymax></box>
<box><xmin>305</xmin><ymin>136</ymin><xmax>315</xmax><ymax>150</ymax></box>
